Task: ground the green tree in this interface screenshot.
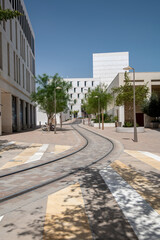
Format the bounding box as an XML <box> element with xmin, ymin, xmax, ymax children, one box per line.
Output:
<box><xmin>0</xmin><ymin>4</ymin><xmax>22</xmax><ymax>21</ymax></box>
<box><xmin>84</xmin><ymin>83</ymin><xmax>113</xmax><ymax>128</ymax></box>
<box><xmin>142</xmin><ymin>93</ymin><xmax>160</xmax><ymax>118</ymax></box>
<box><xmin>112</xmin><ymin>72</ymin><xmax>149</xmax><ymax>123</ymax></box>
<box><xmin>31</xmin><ymin>73</ymin><xmax>71</xmax><ymax>129</ymax></box>
<box><xmin>86</xmin><ymin>83</ymin><xmax>113</xmax><ymax>113</ymax></box>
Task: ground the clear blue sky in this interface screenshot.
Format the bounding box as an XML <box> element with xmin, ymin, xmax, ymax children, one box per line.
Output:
<box><xmin>24</xmin><ymin>0</ymin><xmax>160</xmax><ymax>78</ymax></box>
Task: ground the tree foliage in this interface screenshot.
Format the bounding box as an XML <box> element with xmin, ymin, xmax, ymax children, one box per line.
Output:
<box><xmin>112</xmin><ymin>72</ymin><xmax>149</xmax><ymax>106</ymax></box>
<box><xmin>0</xmin><ymin>4</ymin><xmax>22</xmax><ymax>21</ymax></box>
<box><xmin>142</xmin><ymin>93</ymin><xmax>160</xmax><ymax>118</ymax></box>
<box><xmin>31</xmin><ymin>73</ymin><xmax>71</xmax><ymax>124</ymax></box>
<box><xmin>82</xmin><ymin>83</ymin><xmax>113</xmax><ymax>114</ymax></box>
<box><xmin>112</xmin><ymin>72</ymin><xmax>149</xmax><ymax>122</ymax></box>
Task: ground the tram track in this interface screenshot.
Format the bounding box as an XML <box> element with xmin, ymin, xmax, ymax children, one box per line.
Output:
<box><xmin>0</xmin><ymin>124</ymin><xmax>88</xmax><ymax>178</ymax></box>
<box><xmin>0</xmin><ymin>124</ymin><xmax>114</xmax><ymax>203</ymax></box>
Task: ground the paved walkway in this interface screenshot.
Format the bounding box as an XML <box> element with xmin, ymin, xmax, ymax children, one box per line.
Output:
<box><xmin>0</xmin><ymin>124</ymin><xmax>83</xmax><ymax>170</ymax></box>
<box><xmin>0</xmin><ymin>122</ymin><xmax>160</xmax><ymax>240</ymax></box>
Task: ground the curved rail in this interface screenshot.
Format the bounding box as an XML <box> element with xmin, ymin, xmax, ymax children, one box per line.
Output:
<box><xmin>0</xmin><ymin>124</ymin><xmax>114</xmax><ymax>203</ymax></box>
<box><xmin>0</xmin><ymin>124</ymin><xmax>88</xmax><ymax>178</ymax></box>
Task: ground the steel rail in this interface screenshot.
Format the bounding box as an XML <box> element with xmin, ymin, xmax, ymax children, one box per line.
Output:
<box><xmin>0</xmin><ymin>124</ymin><xmax>114</xmax><ymax>203</ymax></box>
<box><xmin>0</xmin><ymin>124</ymin><xmax>88</xmax><ymax>178</ymax></box>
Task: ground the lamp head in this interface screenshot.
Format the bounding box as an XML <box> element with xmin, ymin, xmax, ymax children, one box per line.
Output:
<box><xmin>123</xmin><ymin>66</ymin><xmax>133</xmax><ymax>71</ymax></box>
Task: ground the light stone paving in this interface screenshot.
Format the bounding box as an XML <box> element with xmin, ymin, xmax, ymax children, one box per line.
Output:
<box><xmin>125</xmin><ymin>150</ymin><xmax>160</xmax><ymax>171</ymax></box>
<box><xmin>100</xmin><ymin>166</ymin><xmax>160</xmax><ymax>240</ymax></box>
<box><xmin>0</xmin><ymin>142</ymin><xmax>72</xmax><ymax>170</ymax></box>
<box><xmin>43</xmin><ymin>183</ymin><xmax>92</xmax><ymax>240</ymax></box>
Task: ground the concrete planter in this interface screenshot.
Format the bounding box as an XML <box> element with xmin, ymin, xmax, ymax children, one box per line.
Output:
<box><xmin>93</xmin><ymin>123</ymin><xmax>115</xmax><ymax>128</ymax></box>
<box><xmin>116</xmin><ymin>127</ymin><xmax>145</xmax><ymax>133</ymax></box>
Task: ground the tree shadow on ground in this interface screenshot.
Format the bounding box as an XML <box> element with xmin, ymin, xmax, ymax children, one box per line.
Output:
<box><xmin>0</xmin><ymin>144</ymin><xmax>40</xmax><ymax>152</ymax></box>
<box><xmin>1</xmin><ymin>166</ymin><xmax>160</xmax><ymax>240</ymax></box>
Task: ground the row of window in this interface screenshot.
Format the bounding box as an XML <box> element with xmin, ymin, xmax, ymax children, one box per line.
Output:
<box><xmin>6</xmin><ymin>43</ymin><xmax>35</xmax><ymax>93</ymax></box>
<box><xmin>8</xmin><ymin>0</ymin><xmax>35</xmax><ymax>55</ymax></box>
<box><xmin>70</xmin><ymin>100</ymin><xmax>83</xmax><ymax>110</ymax></box>
<box><xmin>70</xmin><ymin>81</ymin><xmax>94</xmax><ymax>87</ymax></box>
<box><xmin>72</xmin><ymin>87</ymin><xmax>91</xmax><ymax>93</ymax></box>
<box><xmin>0</xmin><ymin>2</ymin><xmax>35</xmax><ymax>76</ymax></box>
<box><xmin>70</xmin><ymin>93</ymin><xmax>87</xmax><ymax>99</ymax></box>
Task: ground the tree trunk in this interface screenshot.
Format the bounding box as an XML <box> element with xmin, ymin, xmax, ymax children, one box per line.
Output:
<box><xmin>88</xmin><ymin>115</ymin><xmax>90</xmax><ymax>126</ymax></box>
<box><xmin>60</xmin><ymin>112</ymin><xmax>62</xmax><ymax>128</ymax></box>
<box><xmin>102</xmin><ymin>112</ymin><xmax>104</xmax><ymax>130</ymax></box>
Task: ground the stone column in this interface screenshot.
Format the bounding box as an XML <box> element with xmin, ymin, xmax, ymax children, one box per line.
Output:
<box><xmin>16</xmin><ymin>97</ymin><xmax>21</xmax><ymax>131</ymax></box>
<box><xmin>34</xmin><ymin>106</ymin><xmax>36</xmax><ymax>127</ymax></box>
<box><xmin>31</xmin><ymin>105</ymin><xmax>34</xmax><ymax>128</ymax></box>
<box><xmin>1</xmin><ymin>93</ymin><xmax>12</xmax><ymax>133</ymax></box>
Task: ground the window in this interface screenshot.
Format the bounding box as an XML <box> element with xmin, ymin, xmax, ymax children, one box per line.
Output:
<box><xmin>78</xmin><ymin>94</ymin><xmax>80</xmax><ymax>98</ymax></box>
<box><xmin>74</xmin><ymin>88</ymin><xmax>76</xmax><ymax>93</ymax></box>
<box><xmin>81</xmin><ymin>88</ymin><xmax>83</xmax><ymax>93</ymax></box>
<box><xmin>85</xmin><ymin>93</ymin><xmax>87</xmax><ymax>98</ymax></box>
<box><xmin>15</xmin><ymin>21</ymin><xmax>18</xmax><ymax>49</ymax></box>
<box><xmin>70</xmin><ymin>94</ymin><xmax>72</xmax><ymax>99</ymax></box>
<box><xmin>10</xmin><ymin>20</ymin><xmax>12</xmax><ymax>41</ymax></box>
<box><xmin>2</xmin><ymin>0</ymin><xmax>6</xmax><ymax>31</ymax></box>
<box><xmin>22</xmin><ymin>64</ymin><xmax>25</xmax><ymax>88</ymax></box>
<box><xmin>16</xmin><ymin>55</ymin><xmax>18</xmax><ymax>82</ymax></box>
<box><xmin>71</xmin><ymin>105</ymin><xmax>72</xmax><ymax>110</ymax></box>
<box><xmin>81</xmin><ymin>99</ymin><xmax>83</xmax><ymax>104</ymax></box>
<box><xmin>27</xmin><ymin>45</ymin><xmax>29</xmax><ymax>66</ymax></box>
<box><xmin>74</xmin><ymin>99</ymin><xmax>77</xmax><ymax>104</ymax></box>
<box><xmin>88</xmin><ymin>88</ymin><xmax>90</xmax><ymax>92</ymax></box>
<box><xmin>84</xmin><ymin>81</ymin><xmax>87</xmax><ymax>87</ymax></box>
<box><xmin>7</xmin><ymin>43</ymin><xmax>10</xmax><ymax>76</ymax></box>
<box><xmin>70</xmin><ymin>81</ymin><xmax>72</xmax><ymax>86</ymax></box>
<box><xmin>13</xmin><ymin>51</ymin><xmax>16</xmax><ymax>81</ymax></box>
<box><xmin>77</xmin><ymin>81</ymin><xmax>79</xmax><ymax>87</ymax></box>
<box><xmin>0</xmin><ymin>33</ymin><xmax>2</xmax><ymax>70</ymax></box>
<box><xmin>18</xmin><ymin>58</ymin><xmax>21</xmax><ymax>85</ymax></box>
<box><xmin>92</xmin><ymin>81</ymin><xmax>94</xmax><ymax>87</ymax></box>
<box><xmin>26</xmin><ymin>69</ymin><xmax>30</xmax><ymax>92</ymax></box>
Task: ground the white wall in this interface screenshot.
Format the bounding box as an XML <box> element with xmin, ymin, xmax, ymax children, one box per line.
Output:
<box><xmin>64</xmin><ymin>78</ymin><xmax>98</xmax><ymax>117</ymax></box>
<box><xmin>0</xmin><ymin>0</ymin><xmax>36</xmax><ymax>134</ymax></box>
<box><xmin>93</xmin><ymin>52</ymin><xmax>129</xmax><ymax>86</ymax></box>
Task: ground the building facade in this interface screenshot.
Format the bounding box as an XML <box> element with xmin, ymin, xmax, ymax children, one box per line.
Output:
<box><xmin>93</xmin><ymin>52</ymin><xmax>129</xmax><ymax>86</ymax></box>
<box><xmin>0</xmin><ymin>0</ymin><xmax>36</xmax><ymax>135</ymax></box>
<box><xmin>107</xmin><ymin>72</ymin><xmax>160</xmax><ymax>127</ymax></box>
<box><xmin>64</xmin><ymin>52</ymin><xmax>129</xmax><ymax>117</ymax></box>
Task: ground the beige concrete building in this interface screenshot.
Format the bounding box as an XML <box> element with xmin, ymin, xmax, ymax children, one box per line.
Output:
<box><xmin>107</xmin><ymin>72</ymin><xmax>160</xmax><ymax>127</ymax></box>
<box><xmin>0</xmin><ymin>0</ymin><xmax>36</xmax><ymax>135</ymax></box>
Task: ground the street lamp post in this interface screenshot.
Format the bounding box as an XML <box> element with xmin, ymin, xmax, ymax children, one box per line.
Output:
<box><xmin>82</xmin><ymin>88</ymin><xmax>88</xmax><ymax>125</ymax></box>
<box><xmin>54</xmin><ymin>86</ymin><xmax>62</xmax><ymax>134</ymax></box>
<box><xmin>123</xmin><ymin>66</ymin><xmax>138</xmax><ymax>142</ymax></box>
<box><xmin>94</xmin><ymin>96</ymin><xmax>100</xmax><ymax>129</ymax></box>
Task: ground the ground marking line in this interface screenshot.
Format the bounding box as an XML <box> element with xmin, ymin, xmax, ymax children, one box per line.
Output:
<box><xmin>138</xmin><ymin>151</ymin><xmax>160</xmax><ymax>162</ymax></box>
<box><xmin>26</xmin><ymin>144</ymin><xmax>49</xmax><ymax>163</ymax></box>
<box><xmin>111</xmin><ymin>160</ymin><xmax>160</xmax><ymax>214</ymax></box>
<box><xmin>100</xmin><ymin>166</ymin><xmax>160</xmax><ymax>240</ymax></box>
<box><xmin>0</xmin><ymin>216</ymin><xmax>4</xmax><ymax>222</ymax></box>
<box><xmin>43</xmin><ymin>183</ymin><xmax>92</xmax><ymax>240</ymax></box>
<box><xmin>125</xmin><ymin>150</ymin><xmax>160</xmax><ymax>171</ymax></box>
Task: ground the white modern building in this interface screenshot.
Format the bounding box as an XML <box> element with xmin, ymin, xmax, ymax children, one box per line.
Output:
<box><xmin>0</xmin><ymin>0</ymin><xmax>36</xmax><ymax>135</ymax></box>
<box><xmin>64</xmin><ymin>52</ymin><xmax>129</xmax><ymax>117</ymax></box>
<box><xmin>107</xmin><ymin>72</ymin><xmax>160</xmax><ymax>127</ymax></box>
